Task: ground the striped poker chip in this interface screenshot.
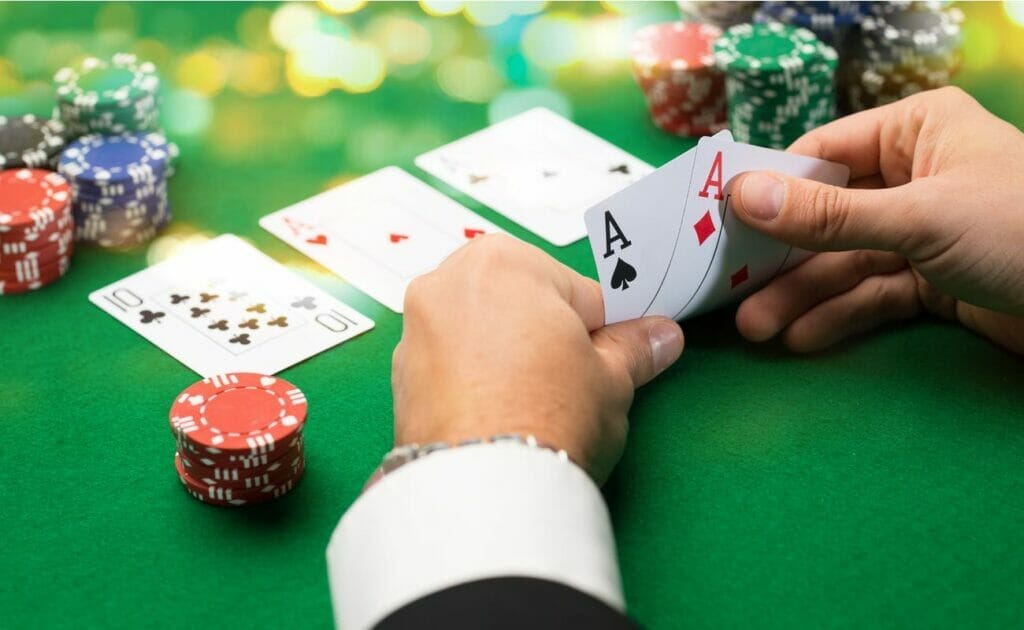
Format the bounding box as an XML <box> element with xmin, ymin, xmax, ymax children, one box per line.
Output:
<box><xmin>58</xmin><ymin>132</ymin><xmax>171</xmax><ymax>187</ymax></box>
<box><xmin>0</xmin><ymin>169</ymin><xmax>72</xmax><ymax>235</ymax></box>
<box><xmin>174</xmin><ymin>452</ymin><xmax>305</xmax><ymax>507</ymax></box>
<box><xmin>169</xmin><ymin>373</ymin><xmax>308</xmax><ymax>457</ymax></box>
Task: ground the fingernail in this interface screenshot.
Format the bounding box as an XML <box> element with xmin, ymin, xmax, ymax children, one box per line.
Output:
<box><xmin>649</xmin><ymin>321</ymin><xmax>684</xmax><ymax>374</ymax></box>
<box><xmin>740</xmin><ymin>173</ymin><xmax>785</xmax><ymax>221</ymax></box>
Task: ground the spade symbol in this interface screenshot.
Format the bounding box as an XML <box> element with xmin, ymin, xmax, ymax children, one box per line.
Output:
<box><xmin>609</xmin><ymin>164</ymin><xmax>630</xmax><ymax>175</ymax></box>
<box><xmin>610</xmin><ymin>258</ymin><xmax>637</xmax><ymax>291</ymax></box>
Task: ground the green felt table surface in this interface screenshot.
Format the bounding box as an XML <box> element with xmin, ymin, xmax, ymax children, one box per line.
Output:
<box><xmin>2</xmin><ymin>2</ymin><xmax>1023</xmax><ymax>628</ymax></box>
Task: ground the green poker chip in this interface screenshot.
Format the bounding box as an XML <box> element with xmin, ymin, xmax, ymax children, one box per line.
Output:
<box><xmin>53</xmin><ymin>53</ymin><xmax>162</xmax><ymax>139</ymax></box>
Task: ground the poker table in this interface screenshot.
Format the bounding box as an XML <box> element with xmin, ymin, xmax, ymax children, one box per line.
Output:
<box><xmin>3</xmin><ymin>2</ymin><xmax>1023</xmax><ymax>628</ymax></box>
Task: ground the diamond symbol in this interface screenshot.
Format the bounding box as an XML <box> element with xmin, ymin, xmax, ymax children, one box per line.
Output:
<box><xmin>730</xmin><ymin>264</ymin><xmax>749</xmax><ymax>288</ymax></box>
<box><xmin>693</xmin><ymin>211</ymin><xmax>716</xmax><ymax>245</ymax></box>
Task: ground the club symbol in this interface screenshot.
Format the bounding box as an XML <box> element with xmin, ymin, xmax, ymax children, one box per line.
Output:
<box><xmin>230</xmin><ymin>333</ymin><xmax>251</xmax><ymax>346</ymax></box>
<box><xmin>207</xmin><ymin>319</ymin><xmax>229</xmax><ymax>331</ymax></box>
<box><xmin>291</xmin><ymin>296</ymin><xmax>316</xmax><ymax>310</ymax></box>
<box><xmin>199</xmin><ymin>292</ymin><xmax>219</xmax><ymax>303</ymax></box>
<box><xmin>609</xmin><ymin>258</ymin><xmax>637</xmax><ymax>291</ymax></box>
<box><xmin>139</xmin><ymin>309</ymin><xmax>165</xmax><ymax>324</ymax></box>
<box><xmin>267</xmin><ymin>316</ymin><xmax>288</xmax><ymax>327</ymax></box>
<box><xmin>239</xmin><ymin>319</ymin><xmax>259</xmax><ymax>330</ymax></box>
<box><xmin>189</xmin><ymin>307</ymin><xmax>210</xmax><ymax>318</ymax></box>
<box><xmin>169</xmin><ymin>294</ymin><xmax>189</xmax><ymax>304</ymax></box>
<box><xmin>609</xmin><ymin>164</ymin><xmax>630</xmax><ymax>175</ymax></box>
<box><xmin>246</xmin><ymin>303</ymin><xmax>267</xmax><ymax>314</ymax></box>
<box><xmin>468</xmin><ymin>174</ymin><xmax>488</xmax><ymax>184</ymax></box>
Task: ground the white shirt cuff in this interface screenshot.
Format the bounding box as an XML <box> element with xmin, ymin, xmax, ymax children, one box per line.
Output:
<box><xmin>325</xmin><ymin>441</ymin><xmax>623</xmax><ymax>630</ymax></box>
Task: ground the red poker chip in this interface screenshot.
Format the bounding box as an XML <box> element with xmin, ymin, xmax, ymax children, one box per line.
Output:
<box><xmin>0</xmin><ymin>237</ymin><xmax>74</xmax><ymax>273</ymax></box>
<box><xmin>0</xmin><ymin>169</ymin><xmax>72</xmax><ymax>236</ymax></box>
<box><xmin>631</xmin><ymin>21</ymin><xmax>722</xmax><ymax>78</ymax></box>
<box><xmin>0</xmin><ymin>223</ymin><xmax>74</xmax><ymax>258</ymax></box>
<box><xmin>175</xmin><ymin>431</ymin><xmax>303</xmax><ymax>466</ymax></box>
<box><xmin>179</xmin><ymin>445</ymin><xmax>304</xmax><ymax>489</ymax></box>
<box><xmin>0</xmin><ymin>252</ymin><xmax>71</xmax><ymax>281</ymax></box>
<box><xmin>178</xmin><ymin>436</ymin><xmax>304</xmax><ymax>480</ymax></box>
<box><xmin>175</xmin><ymin>452</ymin><xmax>305</xmax><ymax>507</ymax></box>
<box><xmin>0</xmin><ymin>254</ymin><xmax>70</xmax><ymax>294</ymax></box>
<box><xmin>169</xmin><ymin>373</ymin><xmax>308</xmax><ymax>457</ymax></box>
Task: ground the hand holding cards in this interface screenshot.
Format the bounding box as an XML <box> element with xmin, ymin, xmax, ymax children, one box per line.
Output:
<box><xmin>586</xmin><ymin>134</ymin><xmax>849</xmax><ymax>324</ymax></box>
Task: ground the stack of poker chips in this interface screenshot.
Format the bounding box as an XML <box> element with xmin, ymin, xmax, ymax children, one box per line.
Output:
<box><xmin>677</xmin><ymin>1</ymin><xmax>759</xmax><ymax>28</ymax></box>
<box><xmin>714</xmin><ymin>22</ymin><xmax>838</xmax><ymax>149</ymax></box>
<box><xmin>0</xmin><ymin>169</ymin><xmax>75</xmax><ymax>295</ymax></box>
<box><xmin>841</xmin><ymin>2</ymin><xmax>963</xmax><ymax>113</ymax></box>
<box><xmin>0</xmin><ymin>115</ymin><xmax>67</xmax><ymax>170</ymax></box>
<box><xmin>754</xmin><ymin>1</ymin><xmax>865</xmax><ymax>48</ymax></box>
<box><xmin>169</xmin><ymin>373</ymin><xmax>308</xmax><ymax>508</ymax></box>
<box><xmin>57</xmin><ymin>132</ymin><xmax>173</xmax><ymax>249</ymax></box>
<box><xmin>630</xmin><ymin>22</ymin><xmax>728</xmax><ymax>138</ymax></box>
<box><xmin>53</xmin><ymin>53</ymin><xmax>160</xmax><ymax>137</ymax></box>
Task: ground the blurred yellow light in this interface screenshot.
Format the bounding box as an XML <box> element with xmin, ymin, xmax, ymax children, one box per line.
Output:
<box><xmin>510</xmin><ymin>1</ymin><xmax>548</xmax><ymax>15</ymax></box>
<box><xmin>463</xmin><ymin>2</ymin><xmax>515</xmax><ymax>26</ymax></box>
<box><xmin>600</xmin><ymin>0</ymin><xmax>646</xmax><ymax>14</ymax></box>
<box><xmin>95</xmin><ymin>3</ymin><xmax>139</xmax><ymax>34</ymax></box>
<box><xmin>1004</xmin><ymin>1</ymin><xmax>1024</xmax><ymax>27</ymax></box>
<box><xmin>147</xmin><ymin>232</ymin><xmax>213</xmax><ymax>267</ymax></box>
<box><xmin>176</xmin><ymin>50</ymin><xmax>228</xmax><ymax>97</ymax></box>
<box><xmin>420</xmin><ymin>0</ymin><xmax>464</xmax><ymax>17</ymax></box>
<box><xmin>336</xmin><ymin>41</ymin><xmax>387</xmax><ymax>93</ymax></box>
<box><xmin>44</xmin><ymin>41</ymin><xmax>88</xmax><ymax>76</ymax></box>
<box><xmin>270</xmin><ymin>3</ymin><xmax>320</xmax><ymax>51</ymax></box>
<box><xmin>237</xmin><ymin>6</ymin><xmax>275</xmax><ymax>50</ymax></box>
<box><xmin>961</xmin><ymin>21</ymin><xmax>999</xmax><ymax>71</ymax></box>
<box><xmin>367</xmin><ymin>14</ymin><xmax>432</xmax><ymax>65</ymax></box>
<box><xmin>521</xmin><ymin>13</ymin><xmax>583</xmax><ymax>70</ymax></box>
<box><xmin>0</xmin><ymin>57</ymin><xmax>21</xmax><ymax>94</ymax></box>
<box><xmin>229</xmin><ymin>51</ymin><xmax>282</xmax><ymax>95</ymax></box>
<box><xmin>318</xmin><ymin>0</ymin><xmax>367</xmax><ymax>14</ymax></box>
<box><xmin>436</xmin><ymin>55</ymin><xmax>504</xmax><ymax>103</ymax></box>
<box><xmin>163</xmin><ymin>89</ymin><xmax>213</xmax><ymax>137</ymax></box>
<box><xmin>581</xmin><ymin>15</ymin><xmax>629</xmax><ymax>69</ymax></box>
<box><xmin>286</xmin><ymin>54</ymin><xmax>334</xmax><ymax>97</ymax></box>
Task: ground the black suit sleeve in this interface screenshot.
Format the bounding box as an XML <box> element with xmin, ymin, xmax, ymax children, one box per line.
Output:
<box><xmin>376</xmin><ymin>577</ymin><xmax>637</xmax><ymax>630</ymax></box>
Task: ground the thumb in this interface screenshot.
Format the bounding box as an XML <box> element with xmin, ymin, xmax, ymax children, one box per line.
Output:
<box><xmin>591</xmin><ymin>317</ymin><xmax>684</xmax><ymax>388</ymax></box>
<box><xmin>731</xmin><ymin>171</ymin><xmax>924</xmax><ymax>254</ymax></box>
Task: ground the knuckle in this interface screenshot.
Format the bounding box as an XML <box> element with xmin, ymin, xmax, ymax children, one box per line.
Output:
<box><xmin>402</xmin><ymin>275</ymin><xmax>432</xmax><ymax>314</ymax></box>
<box><xmin>848</xmin><ymin>249</ymin><xmax>878</xmax><ymax>278</ymax></box>
<box><xmin>803</xmin><ymin>184</ymin><xmax>849</xmax><ymax>244</ymax></box>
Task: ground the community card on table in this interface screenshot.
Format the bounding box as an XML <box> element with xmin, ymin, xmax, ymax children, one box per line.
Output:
<box><xmin>415</xmin><ymin>107</ymin><xmax>654</xmax><ymax>246</ymax></box>
<box><xmin>260</xmin><ymin>166</ymin><xmax>506</xmax><ymax>313</ymax></box>
<box><xmin>88</xmin><ymin>234</ymin><xmax>374</xmax><ymax>376</ymax></box>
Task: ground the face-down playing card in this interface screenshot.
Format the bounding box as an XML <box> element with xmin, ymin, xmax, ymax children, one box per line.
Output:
<box><xmin>415</xmin><ymin>107</ymin><xmax>654</xmax><ymax>246</ymax></box>
<box><xmin>260</xmin><ymin>166</ymin><xmax>505</xmax><ymax>313</ymax></box>
<box><xmin>89</xmin><ymin>234</ymin><xmax>374</xmax><ymax>376</ymax></box>
<box><xmin>589</xmin><ymin>135</ymin><xmax>849</xmax><ymax>324</ymax></box>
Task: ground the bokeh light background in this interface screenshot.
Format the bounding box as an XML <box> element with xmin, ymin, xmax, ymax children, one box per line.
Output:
<box><xmin>0</xmin><ymin>0</ymin><xmax>1022</xmax><ymax>303</ymax></box>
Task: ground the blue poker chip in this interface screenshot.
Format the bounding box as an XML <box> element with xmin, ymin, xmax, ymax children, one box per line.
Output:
<box><xmin>58</xmin><ymin>132</ymin><xmax>171</xmax><ymax>186</ymax></box>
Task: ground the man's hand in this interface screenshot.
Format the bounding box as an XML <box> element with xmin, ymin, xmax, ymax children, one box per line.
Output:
<box><xmin>392</xmin><ymin>235</ymin><xmax>684</xmax><ymax>484</ymax></box>
<box><xmin>730</xmin><ymin>87</ymin><xmax>1024</xmax><ymax>354</ymax></box>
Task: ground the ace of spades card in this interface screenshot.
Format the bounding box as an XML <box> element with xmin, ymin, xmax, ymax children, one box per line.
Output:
<box><xmin>587</xmin><ymin>134</ymin><xmax>850</xmax><ymax>324</ymax></box>
<box><xmin>89</xmin><ymin>234</ymin><xmax>374</xmax><ymax>376</ymax></box>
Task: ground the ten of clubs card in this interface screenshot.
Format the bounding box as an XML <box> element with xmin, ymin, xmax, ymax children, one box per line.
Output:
<box><xmin>260</xmin><ymin>166</ymin><xmax>506</xmax><ymax>313</ymax></box>
<box><xmin>586</xmin><ymin>135</ymin><xmax>850</xmax><ymax>324</ymax></box>
<box><xmin>416</xmin><ymin>107</ymin><xmax>654</xmax><ymax>246</ymax></box>
<box><xmin>89</xmin><ymin>234</ymin><xmax>374</xmax><ymax>376</ymax></box>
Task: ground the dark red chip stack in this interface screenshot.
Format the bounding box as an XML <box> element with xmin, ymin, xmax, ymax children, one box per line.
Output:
<box><xmin>169</xmin><ymin>372</ymin><xmax>308</xmax><ymax>507</ymax></box>
<box><xmin>630</xmin><ymin>21</ymin><xmax>728</xmax><ymax>137</ymax></box>
<box><xmin>0</xmin><ymin>169</ymin><xmax>75</xmax><ymax>295</ymax></box>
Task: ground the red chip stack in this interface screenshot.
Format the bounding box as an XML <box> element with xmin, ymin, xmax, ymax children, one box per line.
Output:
<box><xmin>630</xmin><ymin>21</ymin><xmax>728</xmax><ymax>137</ymax></box>
<box><xmin>0</xmin><ymin>169</ymin><xmax>75</xmax><ymax>295</ymax></box>
<box><xmin>169</xmin><ymin>373</ymin><xmax>308</xmax><ymax>507</ymax></box>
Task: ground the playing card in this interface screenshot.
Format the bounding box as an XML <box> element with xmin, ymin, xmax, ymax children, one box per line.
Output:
<box><xmin>260</xmin><ymin>167</ymin><xmax>505</xmax><ymax>313</ymax></box>
<box><xmin>415</xmin><ymin>107</ymin><xmax>654</xmax><ymax>246</ymax></box>
<box><xmin>590</xmin><ymin>136</ymin><xmax>849</xmax><ymax>324</ymax></box>
<box><xmin>584</xmin><ymin>129</ymin><xmax>732</xmax><ymax>324</ymax></box>
<box><xmin>89</xmin><ymin>234</ymin><xmax>374</xmax><ymax>376</ymax></box>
